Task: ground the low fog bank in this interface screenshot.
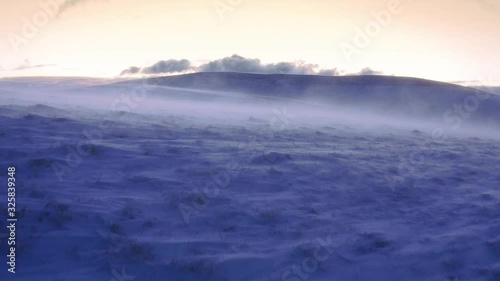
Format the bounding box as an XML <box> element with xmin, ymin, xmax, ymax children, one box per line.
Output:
<box><xmin>1</xmin><ymin>74</ymin><xmax>499</xmax><ymax>140</ymax></box>
<box><xmin>127</xmin><ymin>73</ymin><xmax>500</xmax><ymax>126</ymax></box>
<box><xmin>97</xmin><ymin>73</ymin><xmax>500</xmax><ymax>135</ymax></box>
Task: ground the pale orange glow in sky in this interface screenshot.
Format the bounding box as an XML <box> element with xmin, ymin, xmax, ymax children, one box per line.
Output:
<box><xmin>0</xmin><ymin>0</ymin><xmax>499</xmax><ymax>84</ymax></box>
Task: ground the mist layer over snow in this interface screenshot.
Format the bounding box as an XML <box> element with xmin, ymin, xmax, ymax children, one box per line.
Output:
<box><xmin>0</xmin><ymin>75</ymin><xmax>499</xmax><ymax>281</ymax></box>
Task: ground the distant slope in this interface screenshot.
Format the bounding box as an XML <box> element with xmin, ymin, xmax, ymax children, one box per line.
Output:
<box><xmin>117</xmin><ymin>72</ymin><xmax>500</xmax><ymax>126</ymax></box>
<box><xmin>476</xmin><ymin>86</ymin><xmax>500</xmax><ymax>96</ymax></box>
<box><xmin>126</xmin><ymin>72</ymin><xmax>468</xmax><ymax>94</ymax></box>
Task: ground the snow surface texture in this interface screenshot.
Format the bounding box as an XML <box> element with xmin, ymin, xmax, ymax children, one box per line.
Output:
<box><xmin>0</xmin><ymin>74</ymin><xmax>499</xmax><ymax>281</ymax></box>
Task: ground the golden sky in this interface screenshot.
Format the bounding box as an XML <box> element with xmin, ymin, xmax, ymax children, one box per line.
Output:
<box><xmin>0</xmin><ymin>0</ymin><xmax>499</xmax><ymax>84</ymax></box>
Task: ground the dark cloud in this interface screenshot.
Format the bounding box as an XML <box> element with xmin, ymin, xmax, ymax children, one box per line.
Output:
<box><xmin>119</xmin><ymin>55</ymin><xmax>375</xmax><ymax>77</ymax></box>
<box><xmin>120</xmin><ymin>66</ymin><xmax>141</xmax><ymax>76</ymax></box>
<box><xmin>199</xmin><ymin>55</ymin><xmax>262</xmax><ymax>73</ymax></box>
<box><xmin>197</xmin><ymin>55</ymin><xmax>332</xmax><ymax>75</ymax></box>
<box><xmin>261</xmin><ymin>61</ymin><xmax>317</xmax><ymax>75</ymax></box>
<box><xmin>142</xmin><ymin>59</ymin><xmax>191</xmax><ymax>74</ymax></box>
<box><xmin>119</xmin><ymin>60</ymin><xmax>192</xmax><ymax>76</ymax></box>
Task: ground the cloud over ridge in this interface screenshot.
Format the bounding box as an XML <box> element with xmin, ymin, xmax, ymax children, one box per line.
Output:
<box><xmin>120</xmin><ymin>54</ymin><xmax>381</xmax><ymax>77</ymax></box>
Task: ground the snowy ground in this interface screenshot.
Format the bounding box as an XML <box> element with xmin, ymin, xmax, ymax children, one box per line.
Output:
<box><xmin>0</xmin><ymin>76</ymin><xmax>499</xmax><ymax>281</ymax></box>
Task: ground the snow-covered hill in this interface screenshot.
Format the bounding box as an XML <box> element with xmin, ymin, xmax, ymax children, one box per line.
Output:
<box><xmin>115</xmin><ymin>72</ymin><xmax>500</xmax><ymax>129</ymax></box>
<box><xmin>0</xmin><ymin>74</ymin><xmax>499</xmax><ymax>281</ymax></box>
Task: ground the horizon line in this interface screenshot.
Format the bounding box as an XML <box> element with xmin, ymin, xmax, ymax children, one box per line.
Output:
<box><xmin>0</xmin><ymin>72</ymin><xmax>499</xmax><ymax>88</ymax></box>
